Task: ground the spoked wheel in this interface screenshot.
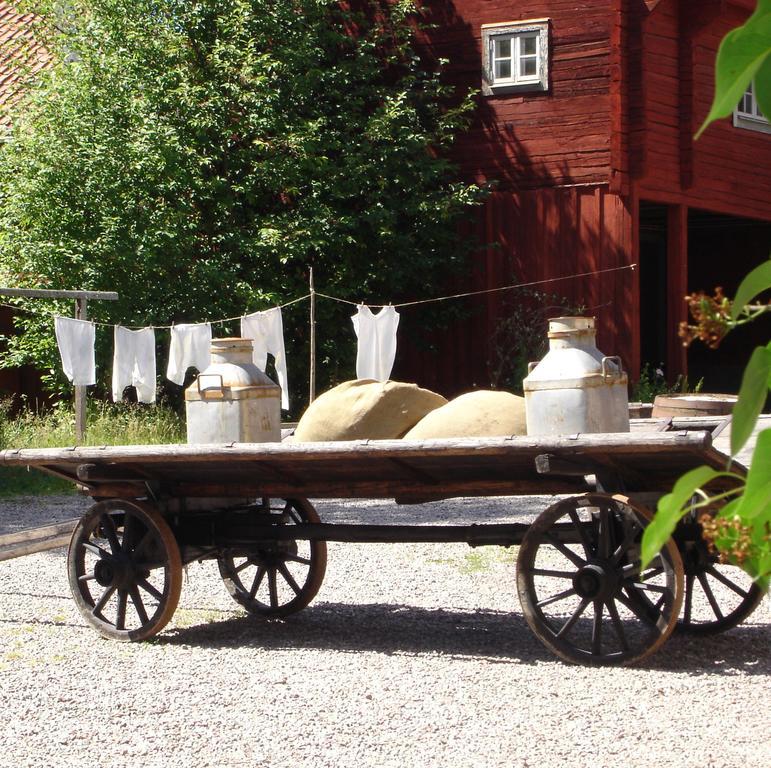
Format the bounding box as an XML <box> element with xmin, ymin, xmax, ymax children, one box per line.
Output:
<box><xmin>675</xmin><ymin>517</ymin><xmax>765</xmax><ymax>635</ymax></box>
<box><xmin>68</xmin><ymin>499</ymin><xmax>183</xmax><ymax>641</ymax></box>
<box><xmin>516</xmin><ymin>494</ymin><xmax>684</xmax><ymax>666</ymax></box>
<box><xmin>217</xmin><ymin>498</ymin><xmax>326</xmax><ymax>618</ymax></box>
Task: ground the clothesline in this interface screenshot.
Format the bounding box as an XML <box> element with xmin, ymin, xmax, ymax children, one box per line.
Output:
<box><xmin>88</xmin><ymin>292</ymin><xmax>314</xmax><ymax>329</ymax></box>
<box><xmin>1</xmin><ymin>263</ymin><xmax>636</xmax><ymax>328</ymax></box>
<box><xmin>315</xmin><ymin>263</ymin><xmax>637</xmax><ymax>308</ymax></box>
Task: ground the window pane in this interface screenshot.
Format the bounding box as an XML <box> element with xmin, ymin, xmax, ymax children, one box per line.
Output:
<box><xmin>522</xmin><ymin>35</ymin><xmax>537</xmax><ymax>56</ymax></box>
<box><xmin>495</xmin><ymin>59</ymin><xmax>512</xmax><ymax>79</ymax></box>
<box><xmin>521</xmin><ymin>57</ymin><xmax>537</xmax><ymax>77</ymax></box>
<box><xmin>495</xmin><ymin>38</ymin><xmax>511</xmax><ymax>58</ymax></box>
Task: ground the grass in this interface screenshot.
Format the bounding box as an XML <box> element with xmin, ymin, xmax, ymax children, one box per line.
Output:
<box><xmin>1</xmin><ymin>400</ymin><xmax>185</xmax><ymax>449</ymax></box>
<box><xmin>428</xmin><ymin>545</ymin><xmax>519</xmax><ymax>574</ymax></box>
<box><xmin>0</xmin><ymin>467</ymin><xmax>73</xmax><ymax>497</ymax></box>
<box><xmin>0</xmin><ymin>400</ymin><xmax>186</xmax><ymax>496</ymax></box>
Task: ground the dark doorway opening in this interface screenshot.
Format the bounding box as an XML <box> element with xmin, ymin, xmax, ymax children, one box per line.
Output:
<box><xmin>638</xmin><ymin>202</ymin><xmax>669</xmax><ymax>379</ymax></box>
<box><xmin>687</xmin><ymin>209</ymin><xmax>771</xmax><ymax>395</ymax></box>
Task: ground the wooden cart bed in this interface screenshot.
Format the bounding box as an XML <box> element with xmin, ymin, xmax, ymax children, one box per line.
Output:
<box><xmin>0</xmin><ymin>430</ymin><xmax>737</xmax><ymax>503</ymax></box>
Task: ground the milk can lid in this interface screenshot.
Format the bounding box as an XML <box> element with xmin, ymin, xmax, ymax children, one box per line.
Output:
<box><xmin>547</xmin><ymin>316</ymin><xmax>595</xmax><ymax>335</ymax></box>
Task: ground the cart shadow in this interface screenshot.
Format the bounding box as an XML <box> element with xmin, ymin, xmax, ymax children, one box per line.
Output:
<box><xmin>162</xmin><ymin>601</ymin><xmax>549</xmax><ymax>663</ymax></box>
<box><xmin>160</xmin><ymin>600</ymin><xmax>771</xmax><ymax>674</ymax></box>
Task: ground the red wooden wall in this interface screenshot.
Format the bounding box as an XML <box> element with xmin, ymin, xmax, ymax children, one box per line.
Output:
<box><xmin>399</xmin><ymin>0</ymin><xmax>769</xmax><ymax>396</ymax></box>
<box><xmin>0</xmin><ymin>306</ymin><xmax>47</xmax><ymax>408</ymax></box>
<box><xmin>632</xmin><ymin>0</ymin><xmax>771</xmax><ymax>220</ymax></box>
<box><xmin>421</xmin><ymin>0</ymin><xmax>614</xmax><ymax>189</ymax></box>
<box><xmin>396</xmin><ymin>185</ymin><xmax>637</xmax><ymax>396</ymax></box>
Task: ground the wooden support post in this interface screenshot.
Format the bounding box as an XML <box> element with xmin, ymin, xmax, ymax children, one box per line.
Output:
<box><xmin>0</xmin><ymin>287</ymin><xmax>118</xmax><ymax>443</ymax></box>
<box><xmin>667</xmin><ymin>205</ymin><xmax>689</xmax><ymax>381</ymax></box>
<box><xmin>309</xmin><ymin>267</ymin><xmax>316</xmax><ymax>404</ymax></box>
<box><xmin>74</xmin><ymin>297</ymin><xmax>87</xmax><ymax>442</ymax></box>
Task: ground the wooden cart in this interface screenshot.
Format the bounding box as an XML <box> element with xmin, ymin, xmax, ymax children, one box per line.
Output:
<box><xmin>1</xmin><ymin>428</ymin><xmax>765</xmax><ymax>665</ymax></box>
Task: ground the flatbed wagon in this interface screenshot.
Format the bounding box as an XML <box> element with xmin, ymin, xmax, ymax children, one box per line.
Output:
<box><xmin>1</xmin><ymin>425</ymin><xmax>765</xmax><ymax>665</ymax></box>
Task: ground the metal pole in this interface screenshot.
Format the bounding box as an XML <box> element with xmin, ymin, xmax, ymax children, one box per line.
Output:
<box><xmin>74</xmin><ymin>298</ymin><xmax>87</xmax><ymax>442</ymax></box>
<box><xmin>309</xmin><ymin>267</ymin><xmax>316</xmax><ymax>404</ymax></box>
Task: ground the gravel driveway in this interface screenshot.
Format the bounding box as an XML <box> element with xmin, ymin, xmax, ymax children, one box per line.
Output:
<box><xmin>0</xmin><ymin>493</ymin><xmax>768</xmax><ymax>768</ymax></box>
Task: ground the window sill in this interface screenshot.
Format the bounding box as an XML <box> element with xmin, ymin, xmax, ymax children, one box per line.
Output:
<box><xmin>482</xmin><ymin>81</ymin><xmax>548</xmax><ymax>97</ymax></box>
<box><xmin>733</xmin><ymin>113</ymin><xmax>771</xmax><ymax>135</ymax></box>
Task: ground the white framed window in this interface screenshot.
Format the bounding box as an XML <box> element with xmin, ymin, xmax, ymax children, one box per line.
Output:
<box><xmin>482</xmin><ymin>20</ymin><xmax>549</xmax><ymax>96</ymax></box>
<box><xmin>733</xmin><ymin>82</ymin><xmax>771</xmax><ymax>135</ymax></box>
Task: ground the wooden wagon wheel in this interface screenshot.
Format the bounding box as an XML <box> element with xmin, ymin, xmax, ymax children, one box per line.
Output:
<box><xmin>516</xmin><ymin>494</ymin><xmax>684</xmax><ymax>666</ymax></box>
<box><xmin>674</xmin><ymin>515</ymin><xmax>765</xmax><ymax>635</ymax></box>
<box><xmin>217</xmin><ymin>498</ymin><xmax>327</xmax><ymax>618</ymax></box>
<box><xmin>67</xmin><ymin>499</ymin><xmax>183</xmax><ymax>641</ymax></box>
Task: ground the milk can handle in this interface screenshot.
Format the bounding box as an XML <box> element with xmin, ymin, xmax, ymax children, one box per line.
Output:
<box><xmin>601</xmin><ymin>356</ymin><xmax>623</xmax><ymax>381</ymax></box>
<box><xmin>197</xmin><ymin>373</ymin><xmax>225</xmax><ymax>399</ymax></box>
<box><xmin>527</xmin><ymin>361</ymin><xmax>538</xmax><ymax>374</ymax></box>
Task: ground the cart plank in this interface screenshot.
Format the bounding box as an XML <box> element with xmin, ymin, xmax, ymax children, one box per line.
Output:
<box><xmin>0</xmin><ymin>431</ymin><xmax>734</xmax><ymax>501</ymax></box>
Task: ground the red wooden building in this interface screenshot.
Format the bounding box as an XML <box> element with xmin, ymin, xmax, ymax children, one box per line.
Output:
<box><xmin>1</xmin><ymin>0</ymin><xmax>769</xmax><ymax>402</ymax></box>
<box><xmin>397</xmin><ymin>0</ymin><xmax>771</xmax><ymax>396</ymax></box>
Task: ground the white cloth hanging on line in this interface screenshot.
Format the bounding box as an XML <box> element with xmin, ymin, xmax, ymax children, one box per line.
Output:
<box><xmin>166</xmin><ymin>322</ymin><xmax>212</xmax><ymax>385</ymax></box>
<box><xmin>54</xmin><ymin>316</ymin><xmax>96</xmax><ymax>386</ymax></box>
<box><xmin>240</xmin><ymin>307</ymin><xmax>289</xmax><ymax>410</ymax></box>
<box><xmin>112</xmin><ymin>326</ymin><xmax>156</xmax><ymax>403</ymax></box>
<box><xmin>351</xmin><ymin>304</ymin><xmax>400</xmax><ymax>381</ymax></box>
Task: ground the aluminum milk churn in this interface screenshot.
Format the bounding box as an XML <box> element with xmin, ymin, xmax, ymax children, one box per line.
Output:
<box><xmin>522</xmin><ymin>317</ymin><xmax>630</xmax><ymax>435</ymax></box>
<box><xmin>185</xmin><ymin>338</ymin><xmax>281</xmax><ymax>444</ymax></box>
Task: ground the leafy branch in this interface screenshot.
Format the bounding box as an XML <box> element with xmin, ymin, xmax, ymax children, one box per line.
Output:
<box><xmin>641</xmin><ymin>259</ymin><xmax>771</xmax><ymax>589</ymax></box>
<box><xmin>641</xmin><ymin>3</ymin><xmax>771</xmax><ymax>591</ymax></box>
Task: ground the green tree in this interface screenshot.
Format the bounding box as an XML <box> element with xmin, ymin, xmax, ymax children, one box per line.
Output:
<box><xmin>642</xmin><ymin>1</ymin><xmax>771</xmax><ymax>589</ymax></box>
<box><xmin>0</xmin><ymin>0</ymin><xmax>485</xmax><ymax>409</ymax></box>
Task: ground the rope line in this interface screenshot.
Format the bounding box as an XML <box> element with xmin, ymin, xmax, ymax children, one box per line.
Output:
<box><xmin>6</xmin><ymin>293</ymin><xmax>313</xmax><ymax>329</ymax></box>
<box><xmin>315</xmin><ymin>263</ymin><xmax>637</xmax><ymax>308</ymax></box>
<box><xmin>1</xmin><ymin>263</ymin><xmax>635</xmax><ymax>329</ymax></box>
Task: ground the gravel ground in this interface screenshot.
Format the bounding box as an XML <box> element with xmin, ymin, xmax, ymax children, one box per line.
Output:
<box><xmin>0</xmin><ymin>493</ymin><xmax>768</xmax><ymax>768</ymax></box>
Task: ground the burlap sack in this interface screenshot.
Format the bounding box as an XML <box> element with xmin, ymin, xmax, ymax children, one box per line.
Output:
<box><xmin>403</xmin><ymin>390</ymin><xmax>527</xmax><ymax>439</ymax></box>
<box><xmin>293</xmin><ymin>380</ymin><xmax>447</xmax><ymax>442</ymax></box>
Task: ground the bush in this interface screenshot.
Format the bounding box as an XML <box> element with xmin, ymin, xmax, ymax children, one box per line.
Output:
<box><xmin>0</xmin><ymin>0</ymin><xmax>487</xmax><ymax>411</ymax></box>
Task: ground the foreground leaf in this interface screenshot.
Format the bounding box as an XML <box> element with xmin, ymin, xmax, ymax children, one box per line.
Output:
<box><xmin>730</xmin><ymin>344</ymin><xmax>771</xmax><ymax>456</ymax></box>
<box><xmin>730</xmin><ymin>258</ymin><xmax>771</xmax><ymax>321</ymax></box>
<box><xmin>695</xmin><ymin>0</ymin><xmax>771</xmax><ymax>138</ymax></box>
<box><xmin>735</xmin><ymin>429</ymin><xmax>771</xmax><ymax>518</ymax></box>
<box><xmin>641</xmin><ymin>466</ymin><xmax>724</xmax><ymax>569</ymax></box>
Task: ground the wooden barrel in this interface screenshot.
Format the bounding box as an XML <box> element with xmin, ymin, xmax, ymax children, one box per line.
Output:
<box><xmin>652</xmin><ymin>393</ymin><xmax>737</xmax><ymax>418</ymax></box>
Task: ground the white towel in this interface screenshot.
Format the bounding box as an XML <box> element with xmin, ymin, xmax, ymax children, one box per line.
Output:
<box><xmin>166</xmin><ymin>323</ymin><xmax>212</xmax><ymax>385</ymax></box>
<box><xmin>54</xmin><ymin>316</ymin><xmax>96</xmax><ymax>386</ymax></box>
<box><xmin>240</xmin><ymin>307</ymin><xmax>289</xmax><ymax>410</ymax></box>
<box><xmin>112</xmin><ymin>326</ymin><xmax>156</xmax><ymax>403</ymax></box>
<box><xmin>351</xmin><ymin>305</ymin><xmax>399</xmax><ymax>381</ymax></box>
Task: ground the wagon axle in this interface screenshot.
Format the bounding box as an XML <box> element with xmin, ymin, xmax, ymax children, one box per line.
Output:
<box><xmin>214</xmin><ymin>521</ymin><xmax>530</xmax><ymax>548</ymax></box>
<box><xmin>573</xmin><ymin>563</ymin><xmax>617</xmax><ymax>602</ymax></box>
<box><xmin>92</xmin><ymin>555</ymin><xmax>145</xmax><ymax>590</ymax></box>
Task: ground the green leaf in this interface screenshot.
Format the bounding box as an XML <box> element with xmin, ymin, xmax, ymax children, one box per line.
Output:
<box><xmin>731</xmin><ymin>429</ymin><xmax>771</xmax><ymax>519</ymax></box>
<box><xmin>754</xmin><ymin>40</ymin><xmax>771</xmax><ymax>119</ymax></box>
<box><xmin>641</xmin><ymin>465</ymin><xmax>723</xmax><ymax>569</ymax></box>
<box><xmin>695</xmin><ymin>0</ymin><xmax>771</xmax><ymax>138</ymax></box>
<box><xmin>730</xmin><ymin>258</ymin><xmax>771</xmax><ymax>321</ymax></box>
<box><xmin>730</xmin><ymin>344</ymin><xmax>771</xmax><ymax>456</ymax></box>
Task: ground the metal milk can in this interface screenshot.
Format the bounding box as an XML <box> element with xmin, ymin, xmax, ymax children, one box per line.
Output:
<box><xmin>522</xmin><ymin>317</ymin><xmax>630</xmax><ymax>435</ymax></box>
<box><xmin>185</xmin><ymin>338</ymin><xmax>281</xmax><ymax>444</ymax></box>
